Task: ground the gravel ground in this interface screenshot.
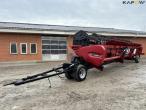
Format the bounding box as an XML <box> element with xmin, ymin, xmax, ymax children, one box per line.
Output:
<box><xmin>0</xmin><ymin>58</ymin><xmax>146</xmax><ymax>110</ymax></box>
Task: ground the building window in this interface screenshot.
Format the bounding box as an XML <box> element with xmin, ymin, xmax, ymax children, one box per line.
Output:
<box><xmin>42</xmin><ymin>37</ymin><xmax>67</xmax><ymax>54</ymax></box>
<box><xmin>10</xmin><ymin>43</ymin><xmax>18</xmax><ymax>54</ymax></box>
<box><xmin>20</xmin><ymin>43</ymin><xmax>27</xmax><ymax>54</ymax></box>
<box><xmin>30</xmin><ymin>43</ymin><xmax>37</xmax><ymax>54</ymax></box>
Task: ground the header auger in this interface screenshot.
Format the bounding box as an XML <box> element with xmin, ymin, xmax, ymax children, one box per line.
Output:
<box><xmin>4</xmin><ymin>30</ymin><xmax>143</xmax><ymax>86</ymax></box>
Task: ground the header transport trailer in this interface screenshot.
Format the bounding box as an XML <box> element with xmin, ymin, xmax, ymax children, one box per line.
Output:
<box><xmin>4</xmin><ymin>30</ymin><xmax>143</xmax><ymax>86</ymax></box>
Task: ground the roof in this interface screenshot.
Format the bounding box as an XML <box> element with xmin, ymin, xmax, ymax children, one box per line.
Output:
<box><xmin>0</xmin><ymin>22</ymin><xmax>146</xmax><ymax>37</ymax></box>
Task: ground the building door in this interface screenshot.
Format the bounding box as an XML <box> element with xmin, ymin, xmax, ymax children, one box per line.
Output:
<box><xmin>42</xmin><ymin>36</ymin><xmax>67</xmax><ymax>61</ymax></box>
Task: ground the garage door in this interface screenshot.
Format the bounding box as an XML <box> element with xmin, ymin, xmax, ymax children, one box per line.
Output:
<box><xmin>42</xmin><ymin>36</ymin><xmax>67</xmax><ymax>61</ymax></box>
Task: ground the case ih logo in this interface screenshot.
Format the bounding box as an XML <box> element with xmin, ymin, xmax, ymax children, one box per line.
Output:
<box><xmin>122</xmin><ymin>0</ymin><xmax>145</xmax><ymax>4</ymax></box>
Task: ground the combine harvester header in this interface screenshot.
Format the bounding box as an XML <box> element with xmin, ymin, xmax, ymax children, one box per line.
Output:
<box><xmin>4</xmin><ymin>30</ymin><xmax>143</xmax><ymax>86</ymax></box>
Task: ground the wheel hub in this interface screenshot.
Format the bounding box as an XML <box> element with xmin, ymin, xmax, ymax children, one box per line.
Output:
<box><xmin>79</xmin><ymin>68</ymin><xmax>86</xmax><ymax>79</ymax></box>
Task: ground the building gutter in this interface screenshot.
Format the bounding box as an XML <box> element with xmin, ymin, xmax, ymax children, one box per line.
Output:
<box><xmin>0</xmin><ymin>28</ymin><xmax>146</xmax><ymax>38</ymax></box>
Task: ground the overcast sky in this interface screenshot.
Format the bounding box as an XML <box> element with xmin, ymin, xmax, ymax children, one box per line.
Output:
<box><xmin>0</xmin><ymin>0</ymin><xmax>146</xmax><ymax>31</ymax></box>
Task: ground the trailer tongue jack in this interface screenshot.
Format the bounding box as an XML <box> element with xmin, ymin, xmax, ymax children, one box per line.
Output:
<box><xmin>4</xmin><ymin>30</ymin><xmax>143</xmax><ymax>86</ymax></box>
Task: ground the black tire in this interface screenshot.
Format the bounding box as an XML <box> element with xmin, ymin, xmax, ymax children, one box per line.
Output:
<box><xmin>65</xmin><ymin>71</ymin><xmax>73</xmax><ymax>79</ymax></box>
<box><xmin>134</xmin><ymin>55</ymin><xmax>139</xmax><ymax>63</ymax></box>
<box><xmin>119</xmin><ymin>59</ymin><xmax>124</xmax><ymax>63</ymax></box>
<box><xmin>134</xmin><ymin>58</ymin><xmax>139</xmax><ymax>63</ymax></box>
<box><xmin>74</xmin><ymin>65</ymin><xmax>87</xmax><ymax>81</ymax></box>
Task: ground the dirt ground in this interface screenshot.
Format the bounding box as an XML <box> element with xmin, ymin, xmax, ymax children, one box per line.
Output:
<box><xmin>0</xmin><ymin>58</ymin><xmax>146</xmax><ymax>110</ymax></box>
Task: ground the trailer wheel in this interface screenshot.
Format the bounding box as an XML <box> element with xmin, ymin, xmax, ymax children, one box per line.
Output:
<box><xmin>65</xmin><ymin>71</ymin><xmax>73</xmax><ymax>79</ymax></box>
<box><xmin>74</xmin><ymin>65</ymin><xmax>87</xmax><ymax>81</ymax></box>
<box><xmin>134</xmin><ymin>55</ymin><xmax>139</xmax><ymax>63</ymax></box>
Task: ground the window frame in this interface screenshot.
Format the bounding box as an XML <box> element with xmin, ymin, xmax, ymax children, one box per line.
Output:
<box><xmin>42</xmin><ymin>37</ymin><xmax>68</xmax><ymax>55</ymax></box>
<box><xmin>10</xmin><ymin>42</ymin><xmax>18</xmax><ymax>54</ymax></box>
<box><xmin>20</xmin><ymin>43</ymin><xmax>27</xmax><ymax>54</ymax></box>
<box><xmin>30</xmin><ymin>43</ymin><xmax>37</xmax><ymax>54</ymax></box>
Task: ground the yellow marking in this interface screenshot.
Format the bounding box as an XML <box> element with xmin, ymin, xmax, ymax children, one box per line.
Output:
<box><xmin>134</xmin><ymin>0</ymin><xmax>139</xmax><ymax>5</ymax></box>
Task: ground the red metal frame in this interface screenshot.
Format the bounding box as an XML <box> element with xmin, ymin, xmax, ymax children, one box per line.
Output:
<box><xmin>72</xmin><ymin>38</ymin><xmax>143</xmax><ymax>70</ymax></box>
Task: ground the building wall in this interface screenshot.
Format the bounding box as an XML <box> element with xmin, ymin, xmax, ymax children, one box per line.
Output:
<box><xmin>0</xmin><ymin>33</ymin><xmax>145</xmax><ymax>62</ymax></box>
<box><xmin>67</xmin><ymin>35</ymin><xmax>74</xmax><ymax>61</ymax></box>
<box><xmin>0</xmin><ymin>33</ymin><xmax>42</xmax><ymax>62</ymax></box>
